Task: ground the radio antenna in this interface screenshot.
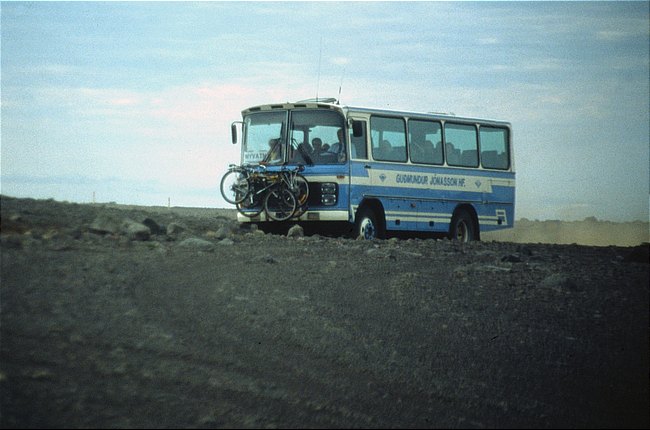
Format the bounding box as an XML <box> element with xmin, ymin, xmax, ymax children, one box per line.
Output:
<box><xmin>316</xmin><ymin>36</ymin><xmax>323</xmax><ymax>101</ymax></box>
<box><xmin>337</xmin><ymin>66</ymin><xmax>345</xmax><ymax>104</ymax></box>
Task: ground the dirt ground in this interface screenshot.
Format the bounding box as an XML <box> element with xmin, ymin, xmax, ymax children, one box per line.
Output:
<box><xmin>1</xmin><ymin>195</ymin><xmax>648</xmax><ymax>428</ymax></box>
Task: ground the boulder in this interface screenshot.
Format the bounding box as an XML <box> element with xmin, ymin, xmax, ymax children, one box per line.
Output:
<box><xmin>166</xmin><ymin>222</ymin><xmax>188</xmax><ymax>237</ymax></box>
<box><xmin>287</xmin><ymin>224</ymin><xmax>304</xmax><ymax>238</ymax></box>
<box><xmin>178</xmin><ymin>237</ymin><xmax>215</xmax><ymax>252</ymax></box>
<box><xmin>89</xmin><ymin>214</ymin><xmax>122</xmax><ymax>235</ymax></box>
<box><xmin>121</xmin><ymin>219</ymin><xmax>150</xmax><ymax>241</ymax></box>
<box><xmin>142</xmin><ymin>217</ymin><xmax>165</xmax><ymax>235</ymax></box>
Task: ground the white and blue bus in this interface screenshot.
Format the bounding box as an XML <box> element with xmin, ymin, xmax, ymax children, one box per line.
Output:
<box><xmin>230</xmin><ymin>98</ymin><xmax>515</xmax><ymax>241</ymax></box>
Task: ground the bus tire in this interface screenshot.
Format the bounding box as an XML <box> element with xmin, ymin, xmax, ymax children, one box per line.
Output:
<box><xmin>449</xmin><ymin>209</ymin><xmax>477</xmax><ymax>242</ymax></box>
<box><xmin>355</xmin><ymin>207</ymin><xmax>384</xmax><ymax>240</ymax></box>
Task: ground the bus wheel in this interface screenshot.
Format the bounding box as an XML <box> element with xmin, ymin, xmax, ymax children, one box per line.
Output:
<box><xmin>450</xmin><ymin>209</ymin><xmax>477</xmax><ymax>242</ymax></box>
<box><xmin>356</xmin><ymin>207</ymin><xmax>383</xmax><ymax>240</ymax></box>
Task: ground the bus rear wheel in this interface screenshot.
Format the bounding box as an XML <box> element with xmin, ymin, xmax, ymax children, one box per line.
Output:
<box><xmin>450</xmin><ymin>209</ymin><xmax>477</xmax><ymax>242</ymax></box>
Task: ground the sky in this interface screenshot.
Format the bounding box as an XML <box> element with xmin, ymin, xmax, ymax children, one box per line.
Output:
<box><xmin>1</xmin><ymin>1</ymin><xmax>649</xmax><ymax>222</ymax></box>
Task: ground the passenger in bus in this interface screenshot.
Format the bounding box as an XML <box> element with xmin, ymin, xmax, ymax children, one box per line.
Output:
<box><xmin>310</xmin><ymin>138</ymin><xmax>326</xmax><ymax>162</ymax></box>
<box><xmin>411</xmin><ymin>140</ymin><xmax>425</xmax><ymax>162</ymax></box>
<box><xmin>420</xmin><ymin>139</ymin><xmax>441</xmax><ymax>164</ymax></box>
<box><xmin>376</xmin><ymin>139</ymin><xmax>392</xmax><ymax>159</ymax></box>
<box><xmin>432</xmin><ymin>141</ymin><xmax>443</xmax><ymax>164</ymax></box>
<box><xmin>311</xmin><ymin>138</ymin><xmax>324</xmax><ymax>154</ymax></box>
<box><xmin>326</xmin><ymin>128</ymin><xmax>346</xmax><ymax>162</ymax></box>
<box><xmin>446</xmin><ymin>142</ymin><xmax>460</xmax><ymax>165</ymax></box>
<box><xmin>265</xmin><ymin>138</ymin><xmax>282</xmax><ymax>163</ymax></box>
<box><xmin>329</xmin><ymin>128</ymin><xmax>345</xmax><ymax>155</ymax></box>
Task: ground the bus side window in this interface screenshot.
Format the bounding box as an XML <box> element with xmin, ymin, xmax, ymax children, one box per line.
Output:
<box><xmin>408</xmin><ymin>119</ymin><xmax>442</xmax><ymax>165</ymax></box>
<box><xmin>371</xmin><ymin>116</ymin><xmax>406</xmax><ymax>162</ymax></box>
<box><xmin>350</xmin><ymin>121</ymin><xmax>368</xmax><ymax>160</ymax></box>
<box><xmin>445</xmin><ymin>123</ymin><xmax>478</xmax><ymax>167</ymax></box>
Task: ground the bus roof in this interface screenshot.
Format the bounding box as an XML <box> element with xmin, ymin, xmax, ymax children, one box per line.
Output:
<box><xmin>242</xmin><ymin>100</ymin><xmax>511</xmax><ymax>127</ymax></box>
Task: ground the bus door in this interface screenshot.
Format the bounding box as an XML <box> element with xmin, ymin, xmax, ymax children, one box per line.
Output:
<box><xmin>348</xmin><ymin>118</ymin><xmax>371</xmax><ymax>215</ymax></box>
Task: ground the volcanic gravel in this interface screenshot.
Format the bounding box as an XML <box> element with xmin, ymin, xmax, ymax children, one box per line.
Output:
<box><xmin>1</xmin><ymin>196</ymin><xmax>648</xmax><ymax>428</ymax></box>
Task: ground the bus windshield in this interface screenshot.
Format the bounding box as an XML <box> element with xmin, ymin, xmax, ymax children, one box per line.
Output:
<box><xmin>288</xmin><ymin>109</ymin><xmax>346</xmax><ymax>165</ymax></box>
<box><xmin>242</xmin><ymin>111</ymin><xmax>287</xmax><ymax>164</ymax></box>
<box><xmin>242</xmin><ymin>109</ymin><xmax>346</xmax><ymax>165</ymax></box>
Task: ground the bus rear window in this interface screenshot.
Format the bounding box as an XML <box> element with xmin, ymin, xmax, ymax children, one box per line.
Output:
<box><xmin>480</xmin><ymin>126</ymin><xmax>510</xmax><ymax>170</ymax></box>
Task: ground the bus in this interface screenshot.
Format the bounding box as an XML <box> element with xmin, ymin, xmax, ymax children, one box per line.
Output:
<box><xmin>229</xmin><ymin>98</ymin><xmax>515</xmax><ymax>241</ymax></box>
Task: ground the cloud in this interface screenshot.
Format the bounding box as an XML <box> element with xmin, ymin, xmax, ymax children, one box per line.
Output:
<box><xmin>596</xmin><ymin>30</ymin><xmax>631</xmax><ymax>42</ymax></box>
<box><xmin>478</xmin><ymin>37</ymin><xmax>499</xmax><ymax>45</ymax></box>
<box><xmin>330</xmin><ymin>57</ymin><xmax>350</xmax><ymax>66</ymax></box>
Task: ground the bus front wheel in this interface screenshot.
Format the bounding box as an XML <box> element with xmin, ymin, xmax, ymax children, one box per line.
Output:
<box><xmin>449</xmin><ymin>209</ymin><xmax>477</xmax><ymax>242</ymax></box>
<box><xmin>355</xmin><ymin>207</ymin><xmax>384</xmax><ymax>240</ymax></box>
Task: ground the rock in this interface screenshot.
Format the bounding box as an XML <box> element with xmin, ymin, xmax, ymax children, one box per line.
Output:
<box><xmin>218</xmin><ymin>238</ymin><xmax>234</xmax><ymax>246</ymax></box>
<box><xmin>178</xmin><ymin>237</ymin><xmax>214</xmax><ymax>251</ymax></box>
<box><xmin>89</xmin><ymin>214</ymin><xmax>122</xmax><ymax>235</ymax></box>
<box><xmin>206</xmin><ymin>227</ymin><xmax>233</xmax><ymax>240</ymax></box>
<box><xmin>1</xmin><ymin>234</ymin><xmax>23</xmax><ymax>249</ymax></box>
<box><xmin>501</xmin><ymin>253</ymin><xmax>523</xmax><ymax>263</ymax></box>
<box><xmin>142</xmin><ymin>218</ymin><xmax>165</xmax><ymax>235</ymax></box>
<box><xmin>215</xmin><ymin>226</ymin><xmax>232</xmax><ymax>240</ymax></box>
<box><xmin>121</xmin><ymin>219</ymin><xmax>150</xmax><ymax>241</ymax></box>
<box><xmin>257</xmin><ymin>254</ymin><xmax>277</xmax><ymax>264</ymax></box>
<box><xmin>166</xmin><ymin>222</ymin><xmax>188</xmax><ymax>237</ymax></box>
<box><xmin>287</xmin><ymin>224</ymin><xmax>304</xmax><ymax>238</ymax></box>
<box><xmin>90</xmin><ymin>214</ymin><xmax>151</xmax><ymax>240</ymax></box>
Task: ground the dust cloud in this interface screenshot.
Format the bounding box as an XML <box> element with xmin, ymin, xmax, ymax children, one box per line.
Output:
<box><xmin>484</xmin><ymin>218</ymin><xmax>649</xmax><ymax>247</ymax></box>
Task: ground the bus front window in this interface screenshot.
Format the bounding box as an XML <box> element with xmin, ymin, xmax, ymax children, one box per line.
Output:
<box><xmin>289</xmin><ymin>110</ymin><xmax>346</xmax><ymax>165</ymax></box>
<box><xmin>242</xmin><ymin>111</ymin><xmax>287</xmax><ymax>165</ymax></box>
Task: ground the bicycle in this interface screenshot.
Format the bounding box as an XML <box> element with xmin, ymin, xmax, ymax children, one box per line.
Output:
<box><xmin>226</xmin><ymin>164</ymin><xmax>309</xmax><ymax>222</ymax></box>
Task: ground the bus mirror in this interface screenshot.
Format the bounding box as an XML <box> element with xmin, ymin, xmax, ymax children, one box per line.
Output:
<box><xmin>352</xmin><ymin>120</ymin><xmax>364</xmax><ymax>137</ymax></box>
<box><xmin>231</xmin><ymin>122</ymin><xmax>241</xmax><ymax>144</ymax></box>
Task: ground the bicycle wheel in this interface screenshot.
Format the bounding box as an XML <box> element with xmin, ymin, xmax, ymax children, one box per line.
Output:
<box><xmin>264</xmin><ymin>186</ymin><xmax>297</xmax><ymax>222</ymax></box>
<box><xmin>236</xmin><ymin>195</ymin><xmax>263</xmax><ymax>218</ymax></box>
<box><xmin>220</xmin><ymin>169</ymin><xmax>249</xmax><ymax>205</ymax></box>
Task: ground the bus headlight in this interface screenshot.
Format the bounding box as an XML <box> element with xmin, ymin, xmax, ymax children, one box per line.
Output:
<box><xmin>320</xmin><ymin>183</ymin><xmax>337</xmax><ymax>205</ymax></box>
